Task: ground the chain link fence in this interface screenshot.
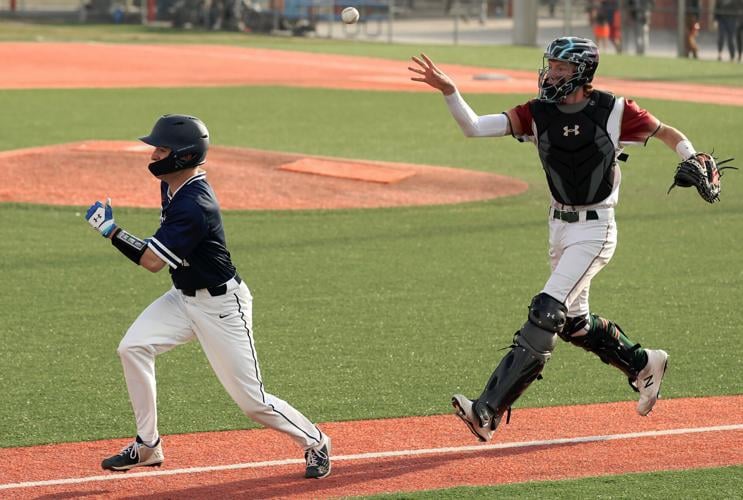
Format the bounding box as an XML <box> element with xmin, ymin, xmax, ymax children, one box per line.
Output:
<box><xmin>1</xmin><ymin>1</ymin><xmax>738</xmax><ymax>59</ymax></box>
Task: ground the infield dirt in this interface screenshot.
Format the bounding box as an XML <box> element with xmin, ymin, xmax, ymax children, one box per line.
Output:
<box><xmin>1</xmin><ymin>396</ymin><xmax>741</xmax><ymax>498</ymax></box>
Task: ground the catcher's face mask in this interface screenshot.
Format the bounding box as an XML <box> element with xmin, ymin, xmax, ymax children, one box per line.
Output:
<box><xmin>538</xmin><ymin>60</ymin><xmax>580</xmax><ymax>102</ymax></box>
<box><xmin>538</xmin><ymin>36</ymin><xmax>599</xmax><ymax>103</ymax></box>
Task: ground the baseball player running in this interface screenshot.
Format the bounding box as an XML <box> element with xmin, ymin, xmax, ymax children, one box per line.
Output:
<box><xmin>408</xmin><ymin>37</ymin><xmax>707</xmax><ymax>441</ymax></box>
<box><xmin>85</xmin><ymin>114</ymin><xmax>331</xmax><ymax>478</ymax></box>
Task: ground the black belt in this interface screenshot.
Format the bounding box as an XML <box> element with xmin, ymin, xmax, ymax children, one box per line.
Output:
<box><xmin>552</xmin><ymin>209</ymin><xmax>599</xmax><ymax>223</ymax></box>
<box><xmin>180</xmin><ymin>275</ymin><xmax>241</xmax><ymax>297</ymax></box>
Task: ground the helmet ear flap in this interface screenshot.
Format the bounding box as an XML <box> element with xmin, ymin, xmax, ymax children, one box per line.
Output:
<box><xmin>140</xmin><ymin>114</ymin><xmax>209</xmax><ymax>175</ymax></box>
<box><xmin>173</xmin><ymin>144</ymin><xmax>205</xmax><ymax>168</ymax></box>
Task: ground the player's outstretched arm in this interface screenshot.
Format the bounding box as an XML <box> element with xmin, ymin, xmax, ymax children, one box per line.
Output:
<box><xmin>408</xmin><ymin>53</ymin><xmax>457</xmax><ymax>95</ymax></box>
<box><xmin>409</xmin><ymin>53</ymin><xmax>511</xmax><ymax>138</ymax></box>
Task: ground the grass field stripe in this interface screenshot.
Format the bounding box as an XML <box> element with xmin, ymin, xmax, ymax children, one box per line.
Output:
<box><xmin>2</xmin><ymin>423</ymin><xmax>741</xmax><ymax>491</ymax></box>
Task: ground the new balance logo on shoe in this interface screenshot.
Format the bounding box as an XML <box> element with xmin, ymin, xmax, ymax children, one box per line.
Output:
<box><xmin>635</xmin><ymin>349</ymin><xmax>668</xmax><ymax>416</ymax></box>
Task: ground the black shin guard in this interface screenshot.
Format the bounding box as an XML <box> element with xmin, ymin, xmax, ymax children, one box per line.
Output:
<box><xmin>560</xmin><ymin>314</ymin><xmax>647</xmax><ymax>379</ymax></box>
<box><xmin>474</xmin><ymin>293</ymin><xmax>563</xmax><ymax>428</ymax></box>
<box><xmin>474</xmin><ymin>333</ymin><xmax>547</xmax><ymax>428</ymax></box>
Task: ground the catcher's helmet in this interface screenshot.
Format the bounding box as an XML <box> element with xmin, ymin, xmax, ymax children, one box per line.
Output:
<box><xmin>538</xmin><ymin>37</ymin><xmax>599</xmax><ymax>103</ymax></box>
<box><xmin>139</xmin><ymin>114</ymin><xmax>209</xmax><ymax>176</ymax></box>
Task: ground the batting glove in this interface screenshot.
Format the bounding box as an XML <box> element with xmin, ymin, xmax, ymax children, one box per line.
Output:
<box><xmin>85</xmin><ymin>198</ymin><xmax>117</xmax><ymax>238</ymax></box>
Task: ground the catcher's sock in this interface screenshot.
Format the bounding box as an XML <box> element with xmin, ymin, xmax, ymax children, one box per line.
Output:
<box><xmin>629</xmin><ymin>346</ymin><xmax>649</xmax><ymax>373</ymax></box>
<box><xmin>568</xmin><ymin>315</ymin><xmax>649</xmax><ymax>378</ymax></box>
<box><xmin>602</xmin><ymin>319</ymin><xmax>648</xmax><ymax>373</ymax></box>
<box><xmin>589</xmin><ymin>315</ymin><xmax>649</xmax><ymax>370</ymax></box>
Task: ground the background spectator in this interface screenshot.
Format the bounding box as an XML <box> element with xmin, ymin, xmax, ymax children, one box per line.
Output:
<box><xmin>589</xmin><ymin>1</ymin><xmax>610</xmax><ymax>50</ymax></box>
<box><xmin>715</xmin><ymin>0</ymin><xmax>738</xmax><ymax>61</ymax></box>
<box><xmin>685</xmin><ymin>0</ymin><xmax>701</xmax><ymax>58</ymax></box>
<box><xmin>628</xmin><ymin>0</ymin><xmax>654</xmax><ymax>55</ymax></box>
<box><xmin>736</xmin><ymin>0</ymin><xmax>743</xmax><ymax>62</ymax></box>
<box><xmin>601</xmin><ymin>0</ymin><xmax>623</xmax><ymax>53</ymax></box>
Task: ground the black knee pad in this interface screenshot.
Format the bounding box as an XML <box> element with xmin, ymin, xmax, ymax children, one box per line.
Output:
<box><xmin>519</xmin><ymin>323</ymin><xmax>557</xmax><ymax>361</ymax></box>
<box><xmin>528</xmin><ymin>293</ymin><xmax>567</xmax><ymax>334</ymax></box>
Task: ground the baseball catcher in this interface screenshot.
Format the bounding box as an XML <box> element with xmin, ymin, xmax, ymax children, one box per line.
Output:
<box><xmin>667</xmin><ymin>152</ymin><xmax>737</xmax><ymax>203</ymax></box>
<box><xmin>409</xmin><ymin>36</ymin><xmax>733</xmax><ymax>443</ymax></box>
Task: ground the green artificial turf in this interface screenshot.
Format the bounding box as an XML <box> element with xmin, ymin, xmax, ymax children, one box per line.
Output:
<box><xmin>0</xmin><ymin>28</ymin><xmax>740</xmax><ymax>496</ymax></box>
<box><xmin>0</xmin><ymin>84</ymin><xmax>740</xmax><ymax>447</ymax></box>
<box><xmin>366</xmin><ymin>465</ymin><xmax>743</xmax><ymax>499</ymax></box>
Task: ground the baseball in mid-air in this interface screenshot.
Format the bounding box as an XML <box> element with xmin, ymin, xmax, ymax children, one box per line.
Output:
<box><xmin>341</xmin><ymin>6</ymin><xmax>360</xmax><ymax>24</ymax></box>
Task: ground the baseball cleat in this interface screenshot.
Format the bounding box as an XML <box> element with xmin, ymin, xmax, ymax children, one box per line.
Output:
<box><xmin>452</xmin><ymin>394</ymin><xmax>496</xmax><ymax>442</ymax></box>
<box><xmin>101</xmin><ymin>435</ymin><xmax>164</xmax><ymax>471</ymax></box>
<box><xmin>304</xmin><ymin>434</ymin><xmax>331</xmax><ymax>479</ymax></box>
<box><xmin>634</xmin><ymin>349</ymin><xmax>669</xmax><ymax>416</ymax></box>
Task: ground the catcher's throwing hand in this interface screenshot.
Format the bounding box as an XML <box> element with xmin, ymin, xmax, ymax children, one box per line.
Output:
<box><xmin>408</xmin><ymin>53</ymin><xmax>457</xmax><ymax>95</ymax></box>
<box><xmin>667</xmin><ymin>152</ymin><xmax>737</xmax><ymax>203</ymax></box>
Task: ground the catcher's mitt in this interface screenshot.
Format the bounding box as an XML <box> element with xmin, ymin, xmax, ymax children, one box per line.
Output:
<box><xmin>667</xmin><ymin>152</ymin><xmax>737</xmax><ymax>203</ymax></box>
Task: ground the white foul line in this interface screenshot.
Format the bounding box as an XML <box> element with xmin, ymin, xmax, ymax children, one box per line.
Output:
<box><xmin>2</xmin><ymin>424</ymin><xmax>741</xmax><ymax>491</ymax></box>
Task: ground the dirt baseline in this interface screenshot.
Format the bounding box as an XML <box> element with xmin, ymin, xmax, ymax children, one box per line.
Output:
<box><xmin>1</xmin><ymin>396</ymin><xmax>741</xmax><ymax>499</ymax></box>
<box><xmin>0</xmin><ymin>141</ymin><xmax>528</xmax><ymax>210</ymax></box>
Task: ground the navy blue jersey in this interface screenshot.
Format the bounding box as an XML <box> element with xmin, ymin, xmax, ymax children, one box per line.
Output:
<box><xmin>146</xmin><ymin>172</ymin><xmax>236</xmax><ymax>290</ymax></box>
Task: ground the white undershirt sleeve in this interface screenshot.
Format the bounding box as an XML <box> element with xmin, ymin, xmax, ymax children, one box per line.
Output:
<box><xmin>444</xmin><ymin>90</ymin><xmax>509</xmax><ymax>137</ymax></box>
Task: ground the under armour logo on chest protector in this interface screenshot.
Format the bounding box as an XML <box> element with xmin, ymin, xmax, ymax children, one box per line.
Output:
<box><xmin>563</xmin><ymin>125</ymin><xmax>580</xmax><ymax>136</ymax></box>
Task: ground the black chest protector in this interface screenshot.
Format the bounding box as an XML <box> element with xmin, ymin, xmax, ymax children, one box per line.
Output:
<box><xmin>530</xmin><ymin>90</ymin><xmax>617</xmax><ymax>206</ymax></box>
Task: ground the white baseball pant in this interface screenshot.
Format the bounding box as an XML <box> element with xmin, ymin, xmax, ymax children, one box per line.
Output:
<box><xmin>542</xmin><ymin>208</ymin><xmax>617</xmax><ymax>318</ymax></box>
<box><xmin>116</xmin><ymin>278</ymin><xmax>323</xmax><ymax>449</ymax></box>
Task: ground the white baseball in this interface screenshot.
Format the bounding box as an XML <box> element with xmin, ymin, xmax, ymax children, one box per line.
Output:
<box><xmin>341</xmin><ymin>6</ymin><xmax>360</xmax><ymax>24</ymax></box>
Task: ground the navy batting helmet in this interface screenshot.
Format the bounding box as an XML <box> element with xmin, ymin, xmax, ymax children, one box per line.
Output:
<box><xmin>538</xmin><ymin>37</ymin><xmax>599</xmax><ymax>103</ymax></box>
<box><xmin>140</xmin><ymin>114</ymin><xmax>209</xmax><ymax>176</ymax></box>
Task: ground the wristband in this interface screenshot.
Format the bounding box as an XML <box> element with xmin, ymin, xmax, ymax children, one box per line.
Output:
<box><xmin>675</xmin><ymin>140</ymin><xmax>696</xmax><ymax>161</ymax></box>
<box><xmin>111</xmin><ymin>227</ymin><xmax>147</xmax><ymax>265</ymax></box>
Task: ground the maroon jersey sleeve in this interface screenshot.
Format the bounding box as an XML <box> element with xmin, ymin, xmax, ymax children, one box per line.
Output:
<box><xmin>509</xmin><ymin>101</ymin><xmax>535</xmax><ymax>137</ymax></box>
<box><xmin>620</xmin><ymin>99</ymin><xmax>660</xmax><ymax>144</ymax></box>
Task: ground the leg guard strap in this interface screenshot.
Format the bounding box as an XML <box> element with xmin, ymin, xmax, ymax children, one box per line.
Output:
<box><xmin>563</xmin><ymin>314</ymin><xmax>647</xmax><ymax>379</ymax></box>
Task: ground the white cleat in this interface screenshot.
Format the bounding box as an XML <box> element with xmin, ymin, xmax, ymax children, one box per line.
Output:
<box><xmin>634</xmin><ymin>349</ymin><xmax>669</xmax><ymax>416</ymax></box>
<box><xmin>451</xmin><ymin>394</ymin><xmax>495</xmax><ymax>442</ymax></box>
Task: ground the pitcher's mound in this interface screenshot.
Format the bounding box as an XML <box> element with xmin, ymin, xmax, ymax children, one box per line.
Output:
<box><xmin>0</xmin><ymin>141</ymin><xmax>528</xmax><ymax>210</ymax></box>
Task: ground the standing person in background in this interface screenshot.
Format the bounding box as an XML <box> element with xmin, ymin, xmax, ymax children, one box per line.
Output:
<box><xmin>84</xmin><ymin>114</ymin><xmax>331</xmax><ymax>479</ymax></box>
<box><xmin>601</xmin><ymin>0</ymin><xmax>623</xmax><ymax>53</ymax></box>
<box><xmin>406</xmin><ymin>36</ymin><xmax>717</xmax><ymax>442</ymax></box>
<box><xmin>715</xmin><ymin>0</ymin><xmax>738</xmax><ymax>61</ymax></box>
<box><xmin>545</xmin><ymin>0</ymin><xmax>558</xmax><ymax>17</ymax></box>
<box><xmin>685</xmin><ymin>0</ymin><xmax>702</xmax><ymax>59</ymax></box>
<box><xmin>628</xmin><ymin>0</ymin><xmax>654</xmax><ymax>55</ymax></box>
<box><xmin>589</xmin><ymin>1</ymin><xmax>610</xmax><ymax>50</ymax></box>
<box><xmin>735</xmin><ymin>0</ymin><xmax>743</xmax><ymax>62</ymax></box>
